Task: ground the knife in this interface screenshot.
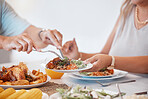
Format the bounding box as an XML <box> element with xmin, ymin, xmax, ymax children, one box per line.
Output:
<box><xmin>135</xmin><ymin>91</ymin><xmax>147</xmax><ymax>95</ymax></box>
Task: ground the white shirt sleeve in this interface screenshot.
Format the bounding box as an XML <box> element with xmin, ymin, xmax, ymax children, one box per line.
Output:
<box><xmin>1</xmin><ymin>0</ymin><xmax>30</xmax><ymax>36</ymax></box>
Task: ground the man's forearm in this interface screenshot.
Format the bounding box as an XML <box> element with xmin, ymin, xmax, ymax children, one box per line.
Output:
<box><xmin>0</xmin><ymin>36</ymin><xmax>6</xmax><ymax>49</ymax></box>
<box><xmin>115</xmin><ymin>56</ymin><xmax>148</xmax><ymax>73</ymax></box>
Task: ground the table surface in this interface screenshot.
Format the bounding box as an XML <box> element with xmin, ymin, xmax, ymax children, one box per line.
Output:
<box><xmin>0</xmin><ymin>61</ymin><xmax>148</xmax><ymax>96</ymax></box>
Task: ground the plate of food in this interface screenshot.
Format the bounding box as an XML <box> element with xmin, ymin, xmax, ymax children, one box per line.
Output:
<box><xmin>45</xmin><ymin>57</ymin><xmax>93</xmax><ymax>73</ymax></box>
<box><xmin>0</xmin><ymin>87</ymin><xmax>49</xmax><ymax>99</ymax></box>
<box><xmin>69</xmin><ymin>69</ymin><xmax>128</xmax><ymax>81</ymax></box>
<box><xmin>49</xmin><ymin>85</ymin><xmax>124</xmax><ymax>99</ymax></box>
<box><xmin>73</xmin><ymin>69</ymin><xmax>119</xmax><ymax>78</ymax></box>
<box><xmin>0</xmin><ymin>62</ymin><xmax>50</xmax><ymax>89</ymax></box>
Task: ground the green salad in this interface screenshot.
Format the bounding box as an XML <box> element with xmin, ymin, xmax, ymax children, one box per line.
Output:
<box><xmin>46</xmin><ymin>57</ymin><xmax>87</xmax><ymax>70</ymax></box>
<box><xmin>70</xmin><ymin>59</ymin><xmax>87</xmax><ymax>69</ymax></box>
<box><xmin>56</xmin><ymin>85</ymin><xmax>125</xmax><ymax>99</ymax></box>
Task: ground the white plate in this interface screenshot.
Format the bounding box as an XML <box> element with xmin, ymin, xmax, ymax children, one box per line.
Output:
<box><xmin>16</xmin><ymin>90</ymin><xmax>49</xmax><ymax>99</ymax></box>
<box><xmin>42</xmin><ymin>63</ymin><xmax>93</xmax><ymax>73</ymax></box>
<box><xmin>73</xmin><ymin>69</ymin><xmax>119</xmax><ymax>78</ymax></box>
<box><xmin>42</xmin><ymin>92</ymin><xmax>50</xmax><ymax>99</ymax></box>
<box><xmin>0</xmin><ymin>77</ymin><xmax>51</xmax><ymax>89</ymax></box>
<box><xmin>49</xmin><ymin>89</ymin><xmax>118</xmax><ymax>99</ymax></box>
<box><xmin>69</xmin><ymin>69</ymin><xmax>128</xmax><ymax>80</ymax></box>
<box><xmin>0</xmin><ymin>62</ymin><xmax>51</xmax><ymax>89</ymax></box>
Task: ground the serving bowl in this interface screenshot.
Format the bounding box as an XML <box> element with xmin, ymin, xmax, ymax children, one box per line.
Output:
<box><xmin>45</xmin><ymin>69</ymin><xmax>64</xmax><ymax>79</ymax></box>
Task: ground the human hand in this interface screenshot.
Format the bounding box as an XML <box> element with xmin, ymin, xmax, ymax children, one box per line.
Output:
<box><xmin>62</xmin><ymin>38</ymin><xmax>80</xmax><ymax>59</ymax></box>
<box><xmin>2</xmin><ymin>33</ymin><xmax>36</xmax><ymax>54</ymax></box>
<box><xmin>82</xmin><ymin>54</ymin><xmax>112</xmax><ymax>72</ymax></box>
<box><xmin>40</xmin><ymin>29</ymin><xmax>63</xmax><ymax>49</ymax></box>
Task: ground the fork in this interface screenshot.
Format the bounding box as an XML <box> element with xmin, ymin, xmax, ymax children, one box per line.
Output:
<box><xmin>59</xmin><ymin>49</ymin><xmax>65</xmax><ymax>59</ymax></box>
<box><xmin>116</xmin><ymin>83</ymin><xmax>123</xmax><ymax>99</ymax></box>
<box><xmin>33</xmin><ymin>49</ymin><xmax>64</xmax><ymax>59</ymax></box>
<box><xmin>96</xmin><ymin>79</ymin><xmax>136</xmax><ymax>87</ymax></box>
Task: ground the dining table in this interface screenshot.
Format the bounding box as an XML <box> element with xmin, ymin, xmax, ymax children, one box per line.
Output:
<box><xmin>0</xmin><ymin>60</ymin><xmax>148</xmax><ymax>98</ymax></box>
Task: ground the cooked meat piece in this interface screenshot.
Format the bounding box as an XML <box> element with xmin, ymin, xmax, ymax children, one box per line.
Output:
<box><xmin>8</xmin><ymin>70</ymin><xmax>17</xmax><ymax>81</ymax></box>
<box><xmin>0</xmin><ymin>71</ymin><xmax>11</xmax><ymax>81</ymax></box>
<box><xmin>0</xmin><ymin>68</ymin><xmax>16</xmax><ymax>81</ymax></box>
<box><xmin>9</xmin><ymin>66</ymin><xmax>26</xmax><ymax>80</ymax></box>
<box><xmin>53</xmin><ymin>57</ymin><xmax>61</xmax><ymax>66</ymax></box>
<box><xmin>0</xmin><ymin>80</ymin><xmax>3</xmax><ymax>84</ymax></box>
<box><xmin>46</xmin><ymin>62</ymin><xmax>55</xmax><ymax>69</ymax></box>
<box><xmin>11</xmin><ymin>80</ymin><xmax>29</xmax><ymax>85</ymax></box>
<box><xmin>18</xmin><ymin>62</ymin><xmax>28</xmax><ymax>74</ymax></box>
<box><xmin>2</xmin><ymin>66</ymin><xmax>7</xmax><ymax>72</ymax></box>
<box><xmin>6</xmin><ymin>65</ymin><xmax>17</xmax><ymax>71</ymax></box>
<box><xmin>6</xmin><ymin>65</ymin><xmax>26</xmax><ymax>80</ymax></box>
<box><xmin>0</xmin><ymin>71</ymin><xmax>3</xmax><ymax>80</ymax></box>
<box><xmin>25</xmin><ymin>74</ymin><xmax>33</xmax><ymax>82</ymax></box>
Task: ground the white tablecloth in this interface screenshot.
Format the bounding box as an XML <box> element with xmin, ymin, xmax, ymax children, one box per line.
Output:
<box><xmin>51</xmin><ymin>73</ymin><xmax>148</xmax><ymax>96</ymax></box>
<box><xmin>0</xmin><ymin>61</ymin><xmax>148</xmax><ymax>96</ymax></box>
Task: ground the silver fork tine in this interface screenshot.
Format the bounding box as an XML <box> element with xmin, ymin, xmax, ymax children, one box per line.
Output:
<box><xmin>116</xmin><ymin>83</ymin><xmax>123</xmax><ymax>99</ymax></box>
<box><xmin>59</xmin><ymin>49</ymin><xmax>64</xmax><ymax>59</ymax></box>
<box><xmin>96</xmin><ymin>80</ymin><xmax>136</xmax><ymax>87</ymax></box>
<box><xmin>33</xmin><ymin>49</ymin><xmax>63</xmax><ymax>59</ymax></box>
<box><xmin>96</xmin><ymin>81</ymin><xmax>105</xmax><ymax>87</ymax></box>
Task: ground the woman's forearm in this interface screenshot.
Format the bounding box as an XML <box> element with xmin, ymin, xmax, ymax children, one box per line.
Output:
<box><xmin>115</xmin><ymin>56</ymin><xmax>148</xmax><ymax>73</ymax></box>
<box><xmin>80</xmin><ymin>52</ymin><xmax>107</xmax><ymax>61</ymax></box>
<box><xmin>80</xmin><ymin>52</ymin><xmax>96</xmax><ymax>60</ymax></box>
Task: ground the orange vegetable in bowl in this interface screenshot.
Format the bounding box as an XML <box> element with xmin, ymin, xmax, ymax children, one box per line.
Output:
<box><xmin>45</xmin><ymin>69</ymin><xmax>64</xmax><ymax>79</ymax></box>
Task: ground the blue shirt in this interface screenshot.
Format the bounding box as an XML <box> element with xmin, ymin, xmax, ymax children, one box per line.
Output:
<box><xmin>0</xmin><ymin>0</ymin><xmax>30</xmax><ymax>36</ymax></box>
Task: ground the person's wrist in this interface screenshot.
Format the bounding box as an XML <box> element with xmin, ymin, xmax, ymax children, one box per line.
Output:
<box><xmin>1</xmin><ymin>36</ymin><xmax>9</xmax><ymax>50</ymax></box>
<box><xmin>107</xmin><ymin>55</ymin><xmax>115</xmax><ymax>70</ymax></box>
<box><xmin>38</xmin><ymin>29</ymin><xmax>44</xmax><ymax>40</ymax></box>
<box><xmin>38</xmin><ymin>28</ymin><xmax>49</xmax><ymax>40</ymax></box>
<box><xmin>76</xmin><ymin>52</ymin><xmax>82</xmax><ymax>60</ymax></box>
<box><xmin>72</xmin><ymin>52</ymin><xmax>80</xmax><ymax>60</ymax></box>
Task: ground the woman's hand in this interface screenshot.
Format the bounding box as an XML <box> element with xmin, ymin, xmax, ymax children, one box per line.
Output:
<box><xmin>40</xmin><ymin>29</ymin><xmax>63</xmax><ymax>49</ymax></box>
<box><xmin>62</xmin><ymin>38</ymin><xmax>80</xmax><ymax>59</ymax></box>
<box><xmin>82</xmin><ymin>54</ymin><xmax>112</xmax><ymax>72</ymax></box>
<box><xmin>2</xmin><ymin>33</ymin><xmax>35</xmax><ymax>54</ymax></box>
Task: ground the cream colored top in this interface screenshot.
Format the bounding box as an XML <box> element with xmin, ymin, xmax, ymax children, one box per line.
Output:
<box><xmin>109</xmin><ymin>6</ymin><xmax>148</xmax><ymax>57</ymax></box>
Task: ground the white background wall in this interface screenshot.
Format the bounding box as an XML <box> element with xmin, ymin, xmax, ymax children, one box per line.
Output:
<box><xmin>0</xmin><ymin>0</ymin><xmax>122</xmax><ymax>63</ymax></box>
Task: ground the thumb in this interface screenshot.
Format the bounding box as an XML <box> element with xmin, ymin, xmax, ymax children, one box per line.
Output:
<box><xmin>81</xmin><ymin>61</ymin><xmax>98</xmax><ymax>72</ymax></box>
<box><xmin>84</xmin><ymin>55</ymin><xmax>98</xmax><ymax>64</ymax></box>
<box><xmin>72</xmin><ymin>38</ymin><xmax>78</xmax><ymax>49</ymax></box>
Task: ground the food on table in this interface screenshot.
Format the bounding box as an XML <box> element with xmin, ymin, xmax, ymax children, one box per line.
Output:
<box><xmin>0</xmin><ymin>87</ymin><xmax>4</xmax><ymax>93</ymax></box>
<box><xmin>46</xmin><ymin>57</ymin><xmax>87</xmax><ymax>70</ymax></box>
<box><xmin>18</xmin><ymin>88</ymin><xmax>42</xmax><ymax>99</ymax></box>
<box><xmin>124</xmin><ymin>94</ymin><xmax>148</xmax><ymax>99</ymax></box>
<box><xmin>0</xmin><ymin>87</ymin><xmax>42</xmax><ymax>99</ymax></box>
<box><xmin>0</xmin><ymin>88</ymin><xmax>16</xmax><ymax>99</ymax></box>
<box><xmin>80</xmin><ymin>68</ymin><xmax>114</xmax><ymax>76</ymax></box>
<box><xmin>6</xmin><ymin>89</ymin><xmax>26</xmax><ymax>99</ymax></box>
<box><xmin>0</xmin><ymin>62</ymin><xmax>47</xmax><ymax>85</ymax></box>
<box><xmin>54</xmin><ymin>85</ymin><xmax>125</xmax><ymax>99</ymax></box>
<box><xmin>45</xmin><ymin>69</ymin><xmax>64</xmax><ymax>79</ymax></box>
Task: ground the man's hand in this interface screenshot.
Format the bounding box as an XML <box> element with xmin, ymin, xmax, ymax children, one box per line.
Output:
<box><xmin>2</xmin><ymin>33</ymin><xmax>35</xmax><ymax>54</ymax></box>
<box><xmin>40</xmin><ymin>29</ymin><xmax>63</xmax><ymax>49</ymax></box>
<box><xmin>62</xmin><ymin>38</ymin><xmax>80</xmax><ymax>59</ymax></box>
